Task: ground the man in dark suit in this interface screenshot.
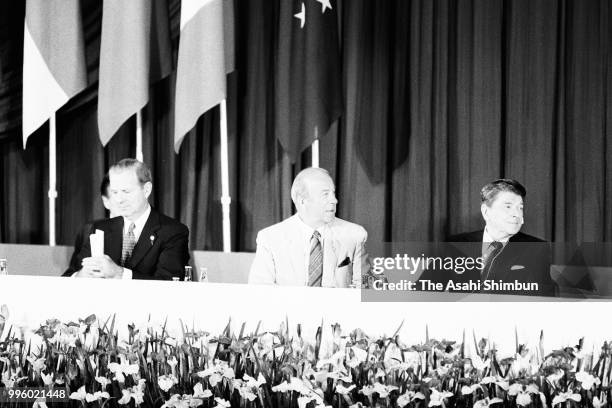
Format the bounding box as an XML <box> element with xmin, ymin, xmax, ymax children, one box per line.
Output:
<box><xmin>424</xmin><ymin>179</ymin><xmax>556</xmax><ymax>297</ymax></box>
<box><xmin>70</xmin><ymin>159</ymin><xmax>189</xmax><ymax>280</ymax></box>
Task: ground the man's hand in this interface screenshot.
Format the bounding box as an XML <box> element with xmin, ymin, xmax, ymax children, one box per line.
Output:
<box><xmin>74</xmin><ymin>264</ymin><xmax>103</xmax><ymax>278</ymax></box>
<box><xmin>79</xmin><ymin>256</ymin><xmax>123</xmax><ymax>279</ymax></box>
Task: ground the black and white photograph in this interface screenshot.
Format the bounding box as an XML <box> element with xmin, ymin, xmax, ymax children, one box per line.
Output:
<box><xmin>1</xmin><ymin>0</ymin><xmax>612</xmax><ymax>406</ymax></box>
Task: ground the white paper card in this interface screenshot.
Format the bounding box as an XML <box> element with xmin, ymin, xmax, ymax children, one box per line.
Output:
<box><xmin>89</xmin><ymin>229</ymin><xmax>104</xmax><ymax>257</ymax></box>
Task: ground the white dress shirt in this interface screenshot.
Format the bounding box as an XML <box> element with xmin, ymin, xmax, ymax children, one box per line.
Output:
<box><xmin>481</xmin><ymin>228</ymin><xmax>510</xmax><ymax>253</ymax></box>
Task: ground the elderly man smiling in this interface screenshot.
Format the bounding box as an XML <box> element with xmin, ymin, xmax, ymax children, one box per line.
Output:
<box><xmin>446</xmin><ymin>178</ymin><xmax>556</xmax><ymax>296</ymax></box>
<box><xmin>248</xmin><ymin>167</ymin><xmax>369</xmax><ymax>287</ymax></box>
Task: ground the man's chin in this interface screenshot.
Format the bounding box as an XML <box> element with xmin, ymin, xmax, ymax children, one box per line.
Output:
<box><xmin>506</xmin><ymin>226</ymin><xmax>522</xmax><ymax>236</ymax></box>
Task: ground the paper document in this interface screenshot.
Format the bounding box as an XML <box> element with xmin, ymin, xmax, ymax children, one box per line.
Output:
<box><xmin>89</xmin><ymin>229</ymin><xmax>105</xmax><ymax>257</ymax></box>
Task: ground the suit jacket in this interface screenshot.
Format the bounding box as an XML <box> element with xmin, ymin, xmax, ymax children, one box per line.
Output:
<box><xmin>63</xmin><ymin>221</ymin><xmax>97</xmax><ymax>276</ymax></box>
<box><xmin>248</xmin><ymin>215</ymin><xmax>369</xmax><ymax>287</ymax></box>
<box><xmin>436</xmin><ymin>230</ymin><xmax>557</xmax><ymax>297</ymax></box>
<box><xmin>63</xmin><ymin>209</ymin><xmax>189</xmax><ymax>280</ymax></box>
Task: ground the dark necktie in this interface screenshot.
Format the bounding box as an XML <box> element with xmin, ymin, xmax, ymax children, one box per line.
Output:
<box><xmin>482</xmin><ymin>241</ymin><xmax>503</xmax><ymax>280</ymax></box>
<box><xmin>308</xmin><ymin>231</ymin><xmax>323</xmax><ymax>286</ymax></box>
<box><xmin>121</xmin><ymin>222</ymin><xmax>136</xmax><ymax>267</ymax></box>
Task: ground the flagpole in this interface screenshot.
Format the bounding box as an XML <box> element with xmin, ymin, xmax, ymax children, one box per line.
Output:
<box><xmin>219</xmin><ymin>100</ymin><xmax>232</xmax><ymax>252</ymax></box>
<box><xmin>49</xmin><ymin>113</ymin><xmax>57</xmax><ymax>246</ymax></box>
<box><xmin>136</xmin><ymin>111</ymin><xmax>144</xmax><ymax>161</ymax></box>
<box><xmin>311</xmin><ymin>127</ymin><xmax>319</xmax><ymax>168</ymax></box>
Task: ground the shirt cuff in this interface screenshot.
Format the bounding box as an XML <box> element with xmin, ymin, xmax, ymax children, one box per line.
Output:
<box><xmin>122</xmin><ymin>268</ymin><xmax>133</xmax><ymax>280</ymax></box>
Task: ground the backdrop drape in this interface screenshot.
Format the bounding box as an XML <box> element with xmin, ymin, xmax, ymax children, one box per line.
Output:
<box><xmin>1</xmin><ymin>0</ymin><xmax>611</xmax><ymax>251</ymax></box>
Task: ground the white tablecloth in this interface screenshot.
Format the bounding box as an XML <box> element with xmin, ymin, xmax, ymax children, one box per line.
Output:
<box><xmin>0</xmin><ymin>275</ymin><xmax>609</xmax><ymax>356</ymax></box>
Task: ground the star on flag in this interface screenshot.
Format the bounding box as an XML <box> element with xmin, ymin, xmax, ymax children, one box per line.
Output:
<box><xmin>316</xmin><ymin>0</ymin><xmax>332</xmax><ymax>13</ymax></box>
<box><xmin>294</xmin><ymin>3</ymin><xmax>305</xmax><ymax>28</ymax></box>
<box><xmin>294</xmin><ymin>0</ymin><xmax>333</xmax><ymax>28</ymax></box>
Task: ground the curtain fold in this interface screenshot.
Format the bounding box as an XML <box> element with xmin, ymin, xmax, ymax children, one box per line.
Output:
<box><xmin>0</xmin><ymin>128</ymin><xmax>48</xmax><ymax>243</ymax></box>
<box><xmin>1</xmin><ymin>0</ymin><xmax>611</xmax><ymax>250</ymax></box>
<box><xmin>504</xmin><ymin>0</ymin><xmax>559</xmax><ymax>240</ymax></box>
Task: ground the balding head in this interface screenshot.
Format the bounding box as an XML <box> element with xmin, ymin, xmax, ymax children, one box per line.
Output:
<box><xmin>291</xmin><ymin>167</ymin><xmax>338</xmax><ymax>229</ymax></box>
<box><xmin>291</xmin><ymin>168</ymin><xmax>332</xmax><ymax>204</ymax></box>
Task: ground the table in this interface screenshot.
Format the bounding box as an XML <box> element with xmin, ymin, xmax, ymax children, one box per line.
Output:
<box><xmin>1</xmin><ymin>275</ymin><xmax>610</xmax><ymax>357</ymax></box>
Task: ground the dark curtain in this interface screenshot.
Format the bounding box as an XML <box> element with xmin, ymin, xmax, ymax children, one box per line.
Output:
<box><xmin>334</xmin><ymin>0</ymin><xmax>611</xmax><ymax>244</ymax></box>
<box><xmin>1</xmin><ymin>0</ymin><xmax>611</xmax><ymax>251</ymax></box>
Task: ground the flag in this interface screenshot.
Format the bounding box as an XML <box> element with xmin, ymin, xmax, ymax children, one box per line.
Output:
<box><xmin>275</xmin><ymin>0</ymin><xmax>343</xmax><ymax>162</ymax></box>
<box><xmin>98</xmin><ymin>0</ymin><xmax>171</xmax><ymax>146</ymax></box>
<box><xmin>22</xmin><ymin>0</ymin><xmax>86</xmax><ymax>148</ymax></box>
<box><xmin>174</xmin><ymin>0</ymin><xmax>235</xmax><ymax>153</ymax></box>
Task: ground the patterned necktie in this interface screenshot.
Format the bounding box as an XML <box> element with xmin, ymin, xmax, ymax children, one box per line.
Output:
<box><xmin>482</xmin><ymin>241</ymin><xmax>503</xmax><ymax>280</ymax></box>
<box><xmin>308</xmin><ymin>231</ymin><xmax>323</xmax><ymax>286</ymax></box>
<box><xmin>121</xmin><ymin>222</ymin><xmax>136</xmax><ymax>267</ymax></box>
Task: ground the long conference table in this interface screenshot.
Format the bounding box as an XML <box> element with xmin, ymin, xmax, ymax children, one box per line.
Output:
<box><xmin>1</xmin><ymin>277</ymin><xmax>612</xmax><ymax>358</ymax></box>
<box><xmin>3</xmin><ymin>243</ymin><xmax>612</xmax><ymax>294</ymax></box>
<box><xmin>1</xmin><ymin>243</ymin><xmax>612</xmax><ymax>356</ymax></box>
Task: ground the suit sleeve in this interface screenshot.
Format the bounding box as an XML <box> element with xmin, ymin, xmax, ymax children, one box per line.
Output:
<box><xmin>352</xmin><ymin>227</ymin><xmax>369</xmax><ymax>288</ymax></box>
<box><xmin>62</xmin><ymin>223</ymin><xmax>93</xmax><ymax>277</ymax></box>
<box><xmin>248</xmin><ymin>231</ymin><xmax>277</xmax><ymax>285</ymax></box>
<box><xmin>132</xmin><ymin>224</ymin><xmax>189</xmax><ymax>280</ymax></box>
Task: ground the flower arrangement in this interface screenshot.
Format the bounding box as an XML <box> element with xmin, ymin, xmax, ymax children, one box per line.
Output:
<box><xmin>0</xmin><ymin>304</ymin><xmax>611</xmax><ymax>408</ymax></box>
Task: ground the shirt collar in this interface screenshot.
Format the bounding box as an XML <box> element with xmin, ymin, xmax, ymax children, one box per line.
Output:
<box><xmin>123</xmin><ymin>205</ymin><xmax>151</xmax><ymax>240</ymax></box>
<box><xmin>483</xmin><ymin>227</ymin><xmax>510</xmax><ymax>245</ymax></box>
<box><xmin>482</xmin><ymin>227</ymin><xmax>509</xmax><ymax>257</ymax></box>
<box><xmin>295</xmin><ymin>214</ymin><xmax>328</xmax><ymax>242</ymax></box>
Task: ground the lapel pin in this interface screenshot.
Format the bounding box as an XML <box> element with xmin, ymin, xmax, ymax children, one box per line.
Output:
<box><xmin>150</xmin><ymin>235</ymin><xmax>155</xmax><ymax>246</ymax></box>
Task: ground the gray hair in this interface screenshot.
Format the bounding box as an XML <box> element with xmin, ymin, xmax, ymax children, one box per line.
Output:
<box><xmin>291</xmin><ymin>167</ymin><xmax>332</xmax><ymax>205</ymax></box>
<box><xmin>109</xmin><ymin>158</ymin><xmax>152</xmax><ymax>185</ymax></box>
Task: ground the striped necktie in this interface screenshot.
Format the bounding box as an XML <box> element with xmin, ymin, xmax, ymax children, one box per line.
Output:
<box><xmin>308</xmin><ymin>231</ymin><xmax>323</xmax><ymax>286</ymax></box>
<box><xmin>482</xmin><ymin>241</ymin><xmax>503</xmax><ymax>280</ymax></box>
<box><xmin>121</xmin><ymin>222</ymin><xmax>136</xmax><ymax>267</ymax></box>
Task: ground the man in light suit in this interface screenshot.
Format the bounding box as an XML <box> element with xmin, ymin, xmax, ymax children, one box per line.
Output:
<box><xmin>71</xmin><ymin>159</ymin><xmax>189</xmax><ymax>280</ymax></box>
<box><xmin>248</xmin><ymin>167</ymin><xmax>369</xmax><ymax>287</ymax></box>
